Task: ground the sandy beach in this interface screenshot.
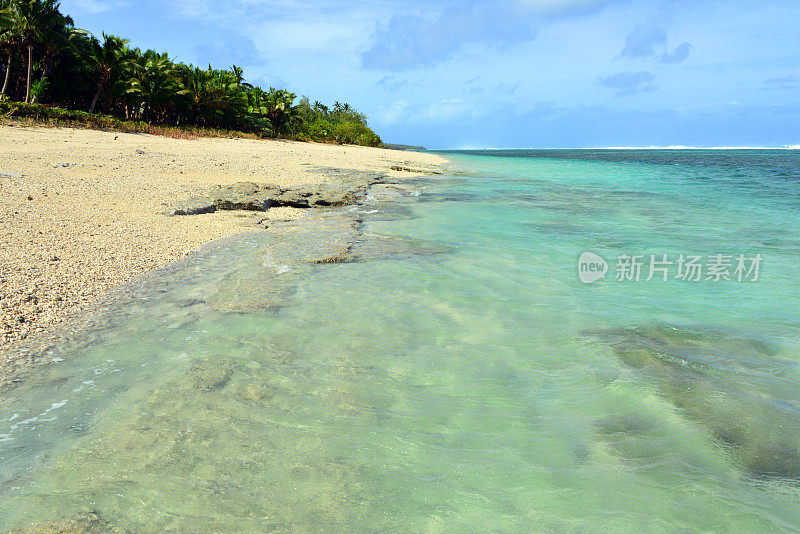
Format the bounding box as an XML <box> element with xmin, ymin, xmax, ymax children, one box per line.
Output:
<box><xmin>0</xmin><ymin>125</ymin><xmax>446</xmax><ymax>383</ymax></box>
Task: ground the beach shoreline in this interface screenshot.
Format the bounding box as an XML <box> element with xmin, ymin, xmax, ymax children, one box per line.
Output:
<box><xmin>0</xmin><ymin>124</ymin><xmax>447</xmax><ymax>387</ymax></box>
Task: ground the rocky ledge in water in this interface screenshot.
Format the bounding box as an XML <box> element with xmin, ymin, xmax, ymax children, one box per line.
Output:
<box><xmin>164</xmin><ymin>181</ymin><xmax>370</xmax><ymax>216</ymax></box>
<box><xmin>163</xmin><ymin>167</ymin><xmax>391</xmax><ymax>216</ymax></box>
<box><xmin>204</xmin><ymin>206</ymin><xmax>453</xmax><ymax>313</ymax></box>
<box><xmin>390</xmin><ymin>164</ymin><xmax>443</xmax><ymax>175</ymax></box>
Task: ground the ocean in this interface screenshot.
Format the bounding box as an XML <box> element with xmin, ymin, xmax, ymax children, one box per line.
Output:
<box><xmin>1</xmin><ymin>149</ymin><xmax>799</xmax><ymax>531</ymax></box>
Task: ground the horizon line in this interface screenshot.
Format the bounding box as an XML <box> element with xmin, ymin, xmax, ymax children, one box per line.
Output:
<box><xmin>433</xmin><ymin>145</ymin><xmax>800</xmax><ymax>151</ymax></box>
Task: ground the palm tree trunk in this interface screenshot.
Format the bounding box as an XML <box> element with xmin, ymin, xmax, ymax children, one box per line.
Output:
<box><xmin>25</xmin><ymin>44</ymin><xmax>32</xmax><ymax>104</ymax></box>
<box><xmin>89</xmin><ymin>82</ymin><xmax>102</xmax><ymax>114</ymax></box>
<box><xmin>31</xmin><ymin>55</ymin><xmax>53</xmax><ymax>104</ymax></box>
<box><xmin>39</xmin><ymin>52</ymin><xmax>52</xmax><ymax>83</ymax></box>
<box><xmin>0</xmin><ymin>51</ymin><xmax>11</xmax><ymax>99</ymax></box>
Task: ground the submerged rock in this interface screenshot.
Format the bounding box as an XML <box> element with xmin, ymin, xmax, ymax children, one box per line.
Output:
<box><xmin>174</xmin><ymin>298</ymin><xmax>205</xmax><ymax>308</ymax></box>
<box><xmin>348</xmin><ymin>235</ymin><xmax>453</xmax><ymax>261</ymax></box>
<box><xmin>390</xmin><ymin>164</ymin><xmax>442</xmax><ymax>175</ymax></box>
<box><xmin>587</xmin><ymin>323</ymin><xmax>800</xmax><ymax>481</ymax></box>
<box><xmin>595</xmin><ymin>413</ymin><xmax>654</xmax><ymax>437</ymax></box>
<box><xmin>28</xmin><ymin>354</ymin><xmax>371</xmax><ymax>531</ymax></box>
<box><xmin>353</xmin><ymin>204</ymin><xmax>417</xmax><ymax>222</ymax></box>
<box><xmin>309</xmin><ymin>240</ymin><xmax>354</xmax><ymax>263</ymax></box>
<box><xmin>236</xmin><ymin>381</ymin><xmax>274</xmax><ymax>402</ymax></box>
<box><xmin>7</xmin><ymin>511</ymin><xmax>125</xmax><ymax>533</ymax></box>
<box><xmin>593</xmin><ymin>412</ymin><xmax>673</xmax><ymax>464</ymax></box>
<box><xmin>368</xmin><ymin>183</ymin><xmax>419</xmax><ymax>201</ymax></box>
<box><xmin>308</xmin><ymin>235</ymin><xmax>451</xmax><ymax>265</ymax></box>
<box><xmin>206</xmin><ymin>272</ymin><xmax>292</xmax><ymax>313</ymax></box>
<box><xmin>312</xmin><ymin>253</ymin><xmax>353</xmax><ymax>264</ymax></box>
<box><xmin>186</xmin><ymin>359</ymin><xmax>234</xmax><ymax>391</ymax></box>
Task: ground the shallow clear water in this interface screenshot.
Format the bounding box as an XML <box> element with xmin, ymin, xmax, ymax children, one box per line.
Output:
<box><xmin>1</xmin><ymin>150</ymin><xmax>800</xmax><ymax>531</ymax></box>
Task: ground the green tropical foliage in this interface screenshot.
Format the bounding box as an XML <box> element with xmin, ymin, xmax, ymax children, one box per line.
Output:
<box><xmin>0</xmin><ymin>0</ymin><xmax>382</xmax><ymax>146</ymax></box>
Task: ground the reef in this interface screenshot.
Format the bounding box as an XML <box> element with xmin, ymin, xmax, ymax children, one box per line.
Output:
<box><xmin>587</xmin><ymin>323</ymin><xmax>800</xmax><ymax>481</ymax></box>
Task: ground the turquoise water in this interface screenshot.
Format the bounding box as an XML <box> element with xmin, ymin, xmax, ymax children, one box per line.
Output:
<box><xmin>1</xmin><ymin>150</ymin><xmax>800</xmax><ymax>531</ymax></box>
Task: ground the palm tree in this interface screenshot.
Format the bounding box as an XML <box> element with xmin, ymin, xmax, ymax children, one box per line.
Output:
<box><xmin>229</xmin><ymin>64</ymin><xmax>243</xmax><ymax>85</ymax></box>
<box><xmin>15</xmin><ymin>0</ymin><xmax>43</xmax><ymax>103</ymax></box>
<box><xmin>87</xmin><ymin>32</ymin><xmax>128</xmax><ymax>113</ymax></box>
<box><xmin>0</xmin><ymin>1</ymin><xmax>18</xmax><ymax>99</ymax></box>
<box><xmin>176</xmin><ymin>64</ymin><xmax>205</xmax><ymax>123</ymax></box>
<box><xmin>312</xmin><ymin>100</ymin><xmax>329</xmax><ymax>115</ymax></box>
<box><xmin>1</xmin><ymin>1</ymin><xmax>82</xmax><ymax>104</ymax></box>
<box><xmin>125</xmin><ymin>49</ymin><xmax>179</xmax><ymax>122</ymax></box>
<box><xmin>246</xmin><ymin>86</ymin><xmax>267</xmax><ymax>115</ymax></box>
<box><xmin>177</xmin><ymin>65</ymin><xmax>249</xmax><ymax>127</ymax></box>
<box><xmin>30</xmin><ymin>5</ymin><xmax>74</xmax><ymax>103</ymax></box>
<box><xmin>12</xmin><ymin>0</ymin><xmax>65</xmax><ymax>103</ymax></box>
<box><xmin>263</xmin><ymin>87</ymin><xmax>297</xmax><ymax>134</ymax></box>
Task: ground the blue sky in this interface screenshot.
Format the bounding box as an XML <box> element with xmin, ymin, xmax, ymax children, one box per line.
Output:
<box><xmin>61</xmin><ymin>0</ymin><xmax>800</xmax><ymax>148</ymax></box>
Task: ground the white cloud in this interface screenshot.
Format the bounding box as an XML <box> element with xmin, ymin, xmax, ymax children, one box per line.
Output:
<box><xmin>168</xmin><ymin>0</ymin><xmax>216</xmax><ymax>18</ymax></box>
<box><xmin>415</xmin><ymin>99</ymin><xmax>473</xmax><ymax>122</ymax></box>
<box><xmin>375</xmin><ymin>99</ymin><xmax>410</xmax><ymax>126</ymax></box>
<box><xmin>376</xmin><ymin>97</ymin><xmax>498</xmax><ymax>126</ymax></box>
<box><xmin>515</xmin><ymin>0</ymin><xmax>611</xmax><ymax>17</ymax></box>
<box><xmin>69</xmin><ymin>0</ymin><xmax>128</xmax><ymax>14</ymax></box>
<box><xmin>256</xmin><ymin>21</ymin><xmax>365</xmax><ymax>53</ymax></box>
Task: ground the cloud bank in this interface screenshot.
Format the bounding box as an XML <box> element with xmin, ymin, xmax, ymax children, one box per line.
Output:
<box><xmin>362</xmin><ymin>0</ymin><xmax>612</xmax><ymax>70</ymax></box>
<box><xmin>598</xmin><ymin>71</ymin><xmax>656</xmax><ymax>97</ymax></box>
<box><xmin>620</xmin><ymin>22</ymin><xmax>691</xmax><ymax>64</ymax></box>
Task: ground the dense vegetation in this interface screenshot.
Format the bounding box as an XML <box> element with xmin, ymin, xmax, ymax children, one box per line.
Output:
<box><xmin>0</xmin><ymin>0</ymin><xmax>382</xmax><ymax>146</ymax></box>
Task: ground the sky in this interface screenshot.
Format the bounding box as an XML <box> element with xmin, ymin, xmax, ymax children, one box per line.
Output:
<box><xmin>60</xmin><ymin>0</ymin><xmax>800</xmax><ymax>149</ymax></box>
